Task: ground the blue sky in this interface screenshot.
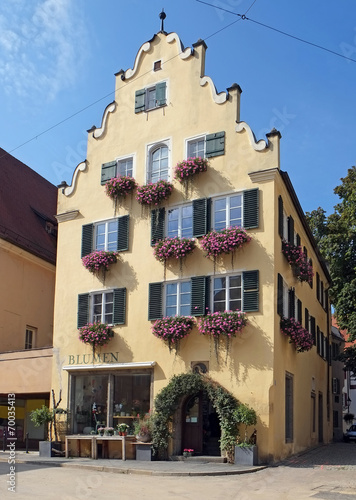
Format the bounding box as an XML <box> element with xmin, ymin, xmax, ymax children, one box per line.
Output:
<box><xmin>1</xmin><ymin>0</ymin><xmax>355</xmax><ymax>215</ymax></box>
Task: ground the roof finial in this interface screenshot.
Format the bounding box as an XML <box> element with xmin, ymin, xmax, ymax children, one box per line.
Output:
<box><xmin>159</xmin><ymin>8</ymin><xmax>166</xmax><ymax>32</ymax></box>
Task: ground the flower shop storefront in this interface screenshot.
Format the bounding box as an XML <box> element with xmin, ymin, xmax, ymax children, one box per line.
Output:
<box><xmin>63</xmin><ymin>361</ymin><xmax>155</xmax><ymax>437</ymax></box>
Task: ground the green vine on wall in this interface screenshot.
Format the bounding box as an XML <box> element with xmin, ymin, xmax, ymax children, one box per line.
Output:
<box><xmin>152</xmin><ymin>372</ymin><xmax>245</xmax><ymax>463</ymax></box>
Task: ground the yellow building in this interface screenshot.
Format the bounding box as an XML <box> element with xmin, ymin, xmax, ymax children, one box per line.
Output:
<box><xmin>0</xmin><ymin>148</ymin><xmax>57</xmax><ymax>447</ymax></box>
<box><xmin>52</xmin><ymin>28</ymin><xmax>332</xmax><ymax>463</ymax></box>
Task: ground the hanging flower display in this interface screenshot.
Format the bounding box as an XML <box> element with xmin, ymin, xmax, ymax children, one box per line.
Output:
<box><xmin>280</xmin><ymin>317</ymin><xmax>314</xmax><ymax>353</ymax></box>
<box><xmin>174</xmin><ymin>157</ymin><xmax>209</xmax><ymax>183</ymax></box>
<box><xmin>82</xmin><ymin>250</ymin><xmax>118</xmax><ymax>274</ymax></box>
<box><xmin>153</xmin><ymin>237</ymin><xmax>196</xmax><ymax>262</ymax></box>
<box><xmin>78</xmin><ymin>323</ymin><xmax>114</xmax><ymax>350</ymax></box>
<box><xmin>136</xmin><ymin>180</ymin><xmax>173</xmax><ymax>206</ymax></box>
<box><xmin>197</xmin><ymin>310</ymin><xmax>248</xmax><ymax>359</ymax></box>
<box><xmin>282</xmin><ymin>241</ymin><xmax>314</xmax><ymax>283</ymax></box>
<box><xmin>105</xmin><ymin>176</ymin><xmax>137</xmax><ymax>201</ymax></box>
<box><xmin>152</xmin><ymin>316</ymin><xmax>195</xmax><ymax>352</ymax></box>
<box><xmin>201</xmin><ymin>226</ymin><xmax>251</xmax><ymax>258</ymax></box>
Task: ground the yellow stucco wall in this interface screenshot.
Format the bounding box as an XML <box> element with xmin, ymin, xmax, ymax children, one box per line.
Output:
<box><xmin>52</xmin><ymin>32</ymin><xmax>331</xmax><ymax>463</ymax></box>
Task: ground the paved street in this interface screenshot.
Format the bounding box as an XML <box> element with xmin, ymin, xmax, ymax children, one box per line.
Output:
<box><xmin>0</xmin><ymin>442</ymin><xmax>355</xmax><ymax>499</ymax></box>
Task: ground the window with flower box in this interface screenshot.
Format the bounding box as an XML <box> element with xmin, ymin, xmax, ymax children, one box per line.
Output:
<box><xmin>148</xmin><ymin>270</ymin><xmax>259</xmax><ymax>320</ymax></box>
<box><xmin>212</xmin><ymin>189</ymin><xmax>259</xmax><ymax>231</ymax></box>
<box><xmin>167</xmin><ymin>204</ymin><xmax>193</xmax><ymax>238</ymax></box>
<box><xmin>77</xmin><ymin>288</ymin><xmax>126</xmax><ymax>327</ymax></box>
<box><xmin>101</xmin><ymin>156</ymin><xmax>134</xmax><ymax>185</ymax></box>
<box><xmin>81</xmin><ymin>216</ymin><xmax>129</xmax><ymax>257</ymax></box>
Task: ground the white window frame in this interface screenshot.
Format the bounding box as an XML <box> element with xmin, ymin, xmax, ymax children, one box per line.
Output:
<box><xmin>25</xmin><ymin>327</ymin><xmax>37</xmax><ymax>349</ymax></box>
<box><xmin>211</xmin><ymin>273</ymin><xmax>243</xmax><ymax>313</ymax></box>
<box><xmin>164</xmin><ymin>280</ymin><xmax>191</xmax><ymax>317</ymax></box>
<box><xmin>212</xmin><ymin>193</ymin><xmax>243</xmax><ymax>231</ymax></box>
<box><xmin>144</xmin><ymin>80</ymin><xmax>168</xmax><ymax>111</ymax></box>
<box><xmin>166</xmin><ymin>203</ymin><xmax>193</xmax><ymax>238</ymax></box>
<box><xmin>115</xmin><ymin>154</ymin><xmax>135</xmax><ymax>177</ymax></box>
<box><xmin>94</xmin><ymin>219</ymin><xmax>118</xmax><ymax>252</ymax></box>
<box><xmin>146</xmin><ymin>139</ymin><xmax>171</xmax><ymax>183</ymax></box>
<box><xmin>90</xmin><ymin>290</ymin><xmax>115</xmax><ymax>325</ymax></box>
<box><xmin>283</xmin><ymin>211</ymin><xmax>288</xmax><ymax>240</ymax></box>
<box><xmin>186</xmin><ymin>135</ymin><xmax>206</xmax><ymax>159</ymax></box>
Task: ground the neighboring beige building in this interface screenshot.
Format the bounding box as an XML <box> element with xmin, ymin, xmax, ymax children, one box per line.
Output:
<box><xmin>0</xmin><ymin>148</ymin><xmax>57</xmax><ymax>447</ymax></box>
<box><xmin>52</xmin><ymin>28</ymin><xmax>332</xmax><ymax>463</ymax></box>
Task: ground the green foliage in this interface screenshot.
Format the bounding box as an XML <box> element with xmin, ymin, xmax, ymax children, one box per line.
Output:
<box><xmin>234</xmin><ymin>403</ymin><xmax>257</xmax><ymax>443</ymax></box>
<box><xmin>30</xmin><ymin>406</ymin><xmax>53</xmax><ymax>427</ymax></box>
<box><xmin>305</xmin><ymin>167</ymin><xmax>356</xmax><ymax>340</ymax></box>
<box><xmin>152</xmin><ymin>373</ymin><xmax>256</xmax><ymax>463</ymax></box>
<box><xmin>338</xmin><ymin>346</ymin><xmax>356</xmax><ymax>376</ymax></box>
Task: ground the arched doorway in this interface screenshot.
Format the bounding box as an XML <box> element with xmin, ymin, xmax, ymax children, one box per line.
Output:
<box><xmin>182</xmin><ymin>391</ymin><xmax>221</xmax><ymax>455</ymax></box>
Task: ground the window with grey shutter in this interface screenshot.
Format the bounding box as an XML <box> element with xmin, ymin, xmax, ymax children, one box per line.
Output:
<box><xmin>288</xmin><ymin>216</ymin><xmax>294</xmax><ymax>244</ymax></box>
<box><xmin>296</xmin><ymin>234</ymin><xmax>301</xmax><ymax>247</ymax></box>
<box><xmin>155</xmin><ymin>82</ymin><xmax>167</xmax><ymax>107</ymax></box>
<box><xmin>81</xmin><ymin>224</ymin><xmax>93</xmax><ymax>258</ymax></box>
<box><xmin>148</xmin><ymin>282</ymin><xmax>163</xmax><ymax>320</ymax></box>
<box><xmin>113</xmin><ymin>288</ymin><xmax>126</xmax><ymax>325</ymax></box>
<box><xmin>117</xmin><ymin>215</ymin><xmax>129</xmax><ymax>252</ymax></box>
<box><xmin>135</xmin><ymin>88</ymin><xmax>146</xmax><ymax>113</ymax></box>
<box><xmin>151</xmin><ymin>208</ymin><xmax>165</xmax><ymax>245</ymax></box>
<box><xmin>243</xmin><ymin>270</ymin><xmax>259</xmax><ymax>312</ymax></box>
<box><xmin>297</xmin><ymin>299</ymin><xmax>302</xmax><ymax>324</ymax></box>
<box><xmin>288</xmin><ymin>289</ymin><xmax>295</xmax><ymax>319</ymax></box>
<box><xmin>77</xmin><ymin>293</ymin><xmax>89</xmax><ymax>328</ymax></box>
<box><xmin>101</xmin><ymin>161</ymin><xmax>117</xmax><ymax>185</ymax></box>
<box><xmin>191</xmin><ymin>276</ymin><xmax>209</xmax><ymax>317</ymax></box>
<box><xmin>277</xmin><ymin>273</ymin><xmax>284</xmax><ymax>317</ymax></box>
<box><xmin>278</xmin><ymin>196</ymin><xmax>284</xmax><ymax>238</ymax></box>
<box><xmin>243</xmin><ymin>189</ymin><xmax>259</xmax><ymax>229</ymax></box>
<box><xmin>310</xmin><ymin>316</ymin><xmax>316</xmax><ymax>345</ymax></box>
<box><xmin>206</xmin><ymin>131</ymin><xmax>225</xmax><ymax>158</ymax></box>
<box><xmin>192</xmin><ymin>198</ymin><xmax>210</xmax><ymax>237</ymax></box>
<box><xmin>305</xmin><ymin>308</ymin><xmax>309</xmax><ymax>331</ymax></box>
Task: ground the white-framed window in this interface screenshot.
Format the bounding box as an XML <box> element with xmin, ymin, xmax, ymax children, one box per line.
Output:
<box><xmin>212</xmin><ymin>194</ymin><xmax>243</xmax><ymax>231</ymax></box>
<box><xmin>165</xmin><ymin>281</ymin><xmax>191</xmax><ymax>317</ymax></box>
<box><xmin>212</xmin><ymin>274</ymin><xmax>242</xmax><ymax>312</ymax></box>
<box><xmin>167</xmin><ymin>204</ymin><xmax>193</xmax><ymax>238</ymax></box>
<box><xmin>92</xmin><ymin>291</ymin><xmax>114</xmax><ymax>324</ymax></box>
<box><xmin>25</xmin><ymin>327</ymin><xmax>36</xmax><ymax>349</ymax></box>
<box><xmin>135</xmin><ymin>81</ymin><xmax>167</xmax><ymax>113</ymax></box>
<box><xmin>283</xmin><ymin>211</ymin><xmax>288</xmax><ymax>240</ymax></box>
<box><xmin>101</xmin><ymin>155</ymin><xmax>134</xmax><ymax>184</ymax></box>
<box><xmin>117</xmin><ymin>157</ymin><xmax>133</xmax><ymax>177</ymax></box>
<box><xmin>187</xmin><ymin>137</ymin><xmax>205</xmax><ymax>158</ymax></box>
<box><xmin>147</xmin><ymin>142</ymin><xmax>170</xmax><ymax>183</ymax></box>
<box><xmin>95</xmin><ymin>220</ymin><xmax>118</xmax><ymax>252</ymax></box>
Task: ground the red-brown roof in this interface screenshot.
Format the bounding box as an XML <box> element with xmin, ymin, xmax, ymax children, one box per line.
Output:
<box><xmin>332</xmin><ymin>316</ymin><xmax>356</xmax><ymax>348</ymax></box>
<box><xmin>0</xmin><ymin>148</ymin><xmax>57</xmax><ymax>264</ymax></box>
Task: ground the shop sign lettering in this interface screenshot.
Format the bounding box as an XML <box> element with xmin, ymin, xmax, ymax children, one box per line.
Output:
<box><xmin>68</xmin><ymin>352</ymin><xmax>119</xmax><ymax>365</ymax></box>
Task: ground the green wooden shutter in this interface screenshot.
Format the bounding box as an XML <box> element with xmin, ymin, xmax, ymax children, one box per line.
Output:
<box><xmin>297</xmin><ymin>299</ymin><xmax>302</xmax><ymax>324</ymax></box>
<box><xmin>81</xmin><ymin>224</ymin><xmax>93</xmax><ymax>258</ymax></box>
<box><xmin>101</xmin><ymin>161</ymin><xmax>117</xmax><ymax>185</ymax></box>
<box><xmin>309</xmin><ymin>259</ymin><xmax>313</xmax><ymax>288</ymax></box>
<box><xmin>148</xmin><ymin>282</ymin><xmax>163</xmax><ymax>320</ymax></box>
<box><xmin>278</xmin><ymin>196</ymin><xmax>284</xmax><ymax>238</ymax></box>
<box><xmin>305</xmin><ymin>308</ymin><xmax>309</xmax><ymax>330</ymax></box>
<box><xmin>192</xmin><ymin>198</ymin><xmax>210</xmax><ymax>237</ymax></box>
<box><xmin>151</xmin><ymin>208</ymin><xmax>165</xmax><ymax>246</ymax></box>
<box><xmin>243</xmin><ymin>188</ymin><xmax>259</xmax><ymax>229</ymax></box>
<box><xmin>243</xmin><ymin>270</ymin><xmax>259</xmax><ymax>312</ymax></box>
<box><xmin>316</xmin><ymin>325</ymin><xmax>320</xmax><ymax>354</ymax></box>
<box><xmin>296</xmin><ymin>234</ymin><xmax>301</xmax><ymax>247</ymax></box>
<box><xmin>288</xmin><ymin>216</ymin><xmax>294</xmax><ymax>244</ymax></box>
<box><xmin>191</xmin><ymin>276</ymin><xmax>209</xmax><ymax>317</ymax></box>
<box><xmin>288</xmin><ymin>288</ymin><xmax>295</xmax><ymax>319</ymax></box>
<box><xmin>277</xmin><ymin>273</ymin><xmax>284</xmax><ymax>317</ymax></box>
<box><xmin>117</xmin><ymin>215</ymin><xmax>129</xmax><ymax>252</ymax></box>
<box><xmin>206</xmin><ymin>131</ymin><xmax>225</xmax><ymax>158</ymax></box>
<box><xmin>135</xmin><ymin>88</ymin><xmax>146</xmax><ymax>113</ymax></box>
<box><xmin>155</xmin><ymin>82</ymin><xmax>167</xmax><ymax>106</ymax></box>
<box><xmin>113</xmin><ymin>288</ymin><xmax>126</xmax><ymax>325</ymax></box>
<box><xmin>311</xmin><ymin>316</ymin><xmax>316</xmax><ymax>345</ymax></box>
<box><xmin>77</xmin><ymin>293</ymin><xmax>89</xmax><ymax>328</ymax></box>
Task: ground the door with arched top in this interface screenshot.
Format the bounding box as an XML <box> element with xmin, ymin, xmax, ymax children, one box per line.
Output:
<box><xmin>182</xmin><ymin>393</ymin><xmax>203</xmax><ymax>454</ymax></box>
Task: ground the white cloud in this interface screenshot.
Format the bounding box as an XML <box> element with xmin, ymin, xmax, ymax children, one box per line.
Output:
<box><xmin>0</xmin><ymin>0</ymin><xmax>88</xmax><ymax>101</ymax></box>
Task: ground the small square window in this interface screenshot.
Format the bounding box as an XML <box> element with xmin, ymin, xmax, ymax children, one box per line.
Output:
<box><xmin>154</xmin><ymin>60</ymin><xmax>161</xmax><ymax>71</ymax></box>
<box><xmin>25</xmin><ymin>327</ymin><xmax>37</xmax><ymax>349</ymax></box>
<box><xmin>187</xmin><ymin>138</ymin><xmax>205</xmax><ymax>158</ymax></box>
<box><xmin>117</xmin><ymin>157</ymin><xmax>133</xmax><ymax>177</ymax></box>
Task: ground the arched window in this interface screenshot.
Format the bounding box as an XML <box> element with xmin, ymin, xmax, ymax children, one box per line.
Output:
<box><xmin>148</xmin><ymin>144</ymin><xmax>169</xmax><ymax>182</ymax></box>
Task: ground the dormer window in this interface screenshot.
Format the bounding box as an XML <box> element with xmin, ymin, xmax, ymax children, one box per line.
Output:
<box><xmin>135</xmin><ymin>81</ymin><xmax>167</xmax><ymax>113</ymax></box>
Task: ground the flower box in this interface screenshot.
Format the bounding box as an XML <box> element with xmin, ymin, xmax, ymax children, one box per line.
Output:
<box><xmin>174</xmin><ymin>157</ymin><xmax>209</xmax><ymax>183</ymax></box>
<box><xmin>82</xmin><ymin>250</ymin><xmax>118</xmax><ymax>274</ymax></box>
<box><xmin>136</xmin><ymin>180</ymin><xmax>173</xmax><ymax>206</ymax></box>
<box><xmin>280</xmin><ymin>317</ymin><xmax>314</xmax><ymax>352</ymax></box>
<box><xmin>282</xmin><ymin>240</ymin><xmax>314</xmax><ymax>283</ymax></box>
<box><xmin>152</xmin><ymin>316</ymin><xmax>195</xmax><ymax>351</ymax></box>
<box><xmin>153</xmin><ymin>237</ymin><xmax>196</xmax><ymax>262</ymax></box>
<box><xmin>201</xmin><ymin>226</ymin><xmax>251</xmax><ymax>258</ymax></box>
<box><xmin>197</xmin><ymin>310</ymin><xmax>248</xmax><ymax>339</ymax></box>
<box><xmin>78</xmin><ymin>323</ymin><xmax>114</xmax><ymax>350</ymax></box>
<box><xmin>105</xmin><ymin>175</ymin><xmax>137</xmax><ymax>200</ymax></box>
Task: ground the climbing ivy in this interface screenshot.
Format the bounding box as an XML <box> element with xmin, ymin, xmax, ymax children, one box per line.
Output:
<box><xmin>152</xmin><ymin>372</ymin><xmax>248</xmax><ymax>462</ymax></box>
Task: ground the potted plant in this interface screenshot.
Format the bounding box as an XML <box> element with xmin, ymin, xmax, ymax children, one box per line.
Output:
<box><xmin>133</xmin><ymin>412</ymin><xmax>153</xmax><ymax>442</ymax></box>
<box><xmin>97</xmin><ymin>427</ymin><xmax>105</xmax><ymax>436</ymax></box>
<box><xmin>117</xmin><ymin>423</ymin><xmax>129</xmax><ymax>436</ymax></box>
<box><xmin>234</xmin><ymin>403</ymin><xmax>258</xmax><ymax>466</ymax></box>
<box><xmin>280</xmin><ymin>317</ymin><xmax>314</xmax><ymax>353</ymax></box>
<box><xmin>104</xmin><ymin>426</ymin><xmax>114</xmax><ymax>436</ymax></box>
<box><xmin>183</xmin><ymin>448</ymin><xmax>194</xmax><ymax>457</ymax></box>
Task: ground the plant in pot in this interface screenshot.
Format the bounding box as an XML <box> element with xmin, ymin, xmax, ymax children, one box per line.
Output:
<box><xmin>30</xmin><ymin>390</ymin><xmax>67</xmax><ymax>457</ymax></box>
<box><xmin>134</xmin><ymin>412</ymin><xmax>153</xmax><ymax>442</ymax></box>
<box><xmin>234</xmin><ymin>403</ymin><xmax>258</xmax><ymax>466</ymax></box>
<box><xmin>117</xmin><ymin>423</ymin><xmax>130</xmax><ymax>436</ymax></box>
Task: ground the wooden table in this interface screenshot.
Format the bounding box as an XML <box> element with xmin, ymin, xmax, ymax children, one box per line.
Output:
<box><xmin>65</xmin><ymin>435</ymin><xmax>127</xmax><ymax>460</ymax></box>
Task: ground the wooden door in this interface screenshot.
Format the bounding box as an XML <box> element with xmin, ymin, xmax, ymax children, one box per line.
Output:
<box><xmin>182</xmin><ymin>393</ymin><xmax>203</xmax><ymax>454</ymax></box>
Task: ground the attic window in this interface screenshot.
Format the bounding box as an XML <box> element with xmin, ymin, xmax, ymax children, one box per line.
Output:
<box><xmin>154</xmin><ymin>60</ymin><xmax>162</xmax><ymax>71</ymax></box>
